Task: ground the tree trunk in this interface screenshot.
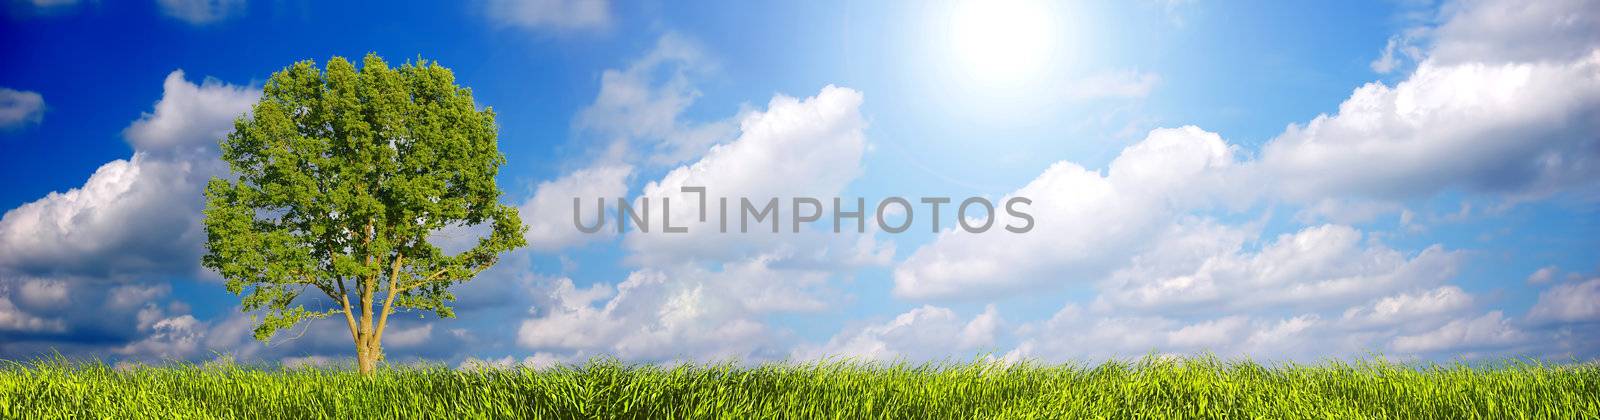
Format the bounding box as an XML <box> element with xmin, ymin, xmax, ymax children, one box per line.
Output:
<box><xmin>357</xmin><ymin>340</ymin><xmax>380</xmax><ymax>373</ymax></box>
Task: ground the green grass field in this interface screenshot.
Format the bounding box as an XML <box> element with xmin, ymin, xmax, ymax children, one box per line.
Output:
<box><xmin>3</xmin><ymin>356</ymin><xmax>1597</xmax><ymax>419</ymax></box>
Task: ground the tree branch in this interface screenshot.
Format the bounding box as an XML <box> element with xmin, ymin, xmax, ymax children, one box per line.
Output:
<box><xmin>398</xmin><ymin>267</ymin><xmax>450</xmax><ymax>293</ymax></box>
<box><xmin>398</xmin><ymin>255</ymin><xmax>499</xmax><ymax>293</ymax></box>
<box><xmin>325</xmin><ymin>271</ymin><xmax>357</xmax><ymax>344</ymax></box>
<box><xmin>338</xmin><ymin>287</ymin><xmax>359</xmax><ymax>345</ymax></box>
<box><xmin>372</xmin><ymin>253</ymin><xmax>404</xmax><ymax>350</ymax></box>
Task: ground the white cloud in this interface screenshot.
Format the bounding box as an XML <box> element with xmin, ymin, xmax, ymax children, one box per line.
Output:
<box><xmin>577</xmin><ymin>34</ymin><xmax>735</xmax><ymax>166</ymax></box>
<box><xmin>0</xmin><ymin>71</ymin><xmax>254</xmax><ymax>360</ymax></box>
<box><xmin>156</xmin><ymin>0</ymin><xmax>246</xmax><ymax>25</ymax></box>
<box><xmin>123</xmin><ymin>70</ymin><xmax>258</xmax><ymax>152</ymax></box>
<box><xmin>0</xmin><ymin>155</ymin><xmax>220</xmax><ymax>277</ymax></box>
<box><xmin>0</xmin><ymin>295</ymin><xmax>66</xmax><ymax>333</ymax></box>
<box><xmin>486</xmin><ymin>0</ymin><xmax>611</xmax><ymax>32</ymax></box>
<box><xmin>1527</xmin><ymin>277</ymin><xmax>1600</xmax><ymax>324</ymax></box>
<box><xmin>425</xmin><ymin>0</ymin><xmax>1600</xmax><ymax>364</ymax></box>
<box><xmin>1371</xmin><ymin>28</ymin><xmax>1427</xmax><ymax>73</ymax></box>
<box><xmin>505</xmin><ymin>35</ymin><xmax>884</xmax><ymax>361</ymax></box>
<box><xmin>1097</xmin><ymin>224</ymin><xmax>1463</xmax><ymax>314</ymax></box>
<box><xmin>13</xmin><ymin>0</ymin><xmax>1600</xmax><ymax>366</ymax></box>
<box><xmin>502</xmin><ymin>35</ymin><xmax>883</xmax><ymax>363</ymax></box>
<box><xmin>520</xmin><ymin>164</ymin><xmax>632</xmax><ymax>251</ymax></box>
<box><xmin>897</xmin><ymin>0</ymin><xmax>1600</xmax><ymax>304</ymax></box>
<box><xmin>1526</xmin><ymin>266</ymin><xmax>1559</xmax><ymax>284</ymax></box>
<box><xmin>458</xmin><ymin>353</ymin><xmax>570</xmax><ymax>369</ymax></box>
<box><xmin>1292</xmin><ymin>198</ymin><xmax>1404</xmax><ymax>225</ymax></box>
<box><xmin>1002</xmin><ymin>302</ymin><xmax>1537</xmax><ymax>363</ymax></box>
<box><xmin>1390</xmin><ymin>311</ymin><xmax>1529</xmax><ymax>354</ymax></box>
<box><xmin>517</xmin><ymin>258</ymin><xmax>837</xmax><ymax>362</ymax></box>
<box><xmin>1005</xmin><ymin>305</ymin><xmax>1329</xmax><ymax>362</ymax></box>
<box><xmin>0</xmin><ymin>70</ymin><xmax>253</xmax><ymax>279</ymax></box>
<box><xmin>1339</xmin><ymin>286</ymin><xmax>1475</xmax><ymax>329</ymax></box>
<box><xmin>1428</xmin><ymin>0</ymin><xmax>1600</xmax><ymax>66</ymax></box>
<box><xmin>894</xmin><ymin>126</ymin><xmax>1243</xmax><ymax>299</ymax></box>
<box><xmin>107</xmin><ymin>283</ymin><xmax>171</xmax><ymax>310</ymax></box>
<box><xmin>1373</xmin><ymin>0</ymin><xmax>1599</xmax><ymax>73</ymax></box>
<box><xmin>15</xmin><ymin>278</ymin><xmax>69</xmax><ymax>308</ymax></box>
<box><xmin>384</xmin><ymin>324</ymin><xmax>435</xmax><ymax>349</ymax></box>
<box><xmin>625</xmin><ymin>85</ymin><xmax>870</xmax><ymax>266</ymax></box>
<box><xmin>512</xmin><ymin>34</ymin><xmax>738</xmax><ymax>254</ymax></box>
<box><xmin>0</xmin><ymin>71</ymin><xmax>254</xmax><ymax>278</ymax></box>
<box><xmin>1261</xmin><ymin>54</ymin><xmax>1600</xmax><ymax>201</ymax></box>
<box><xmin>0</xmin><ymin>88</ymin><xmax>45</xmax><ymax>129</ymax></box>
<box><xmin>1165</xmin><ymin>316</ymin><xmax>1251</xmax><ymax>349</ymax></box>
<box><xmin>1266</xmin><ymin>0</ymin><xmax>1600</xmax><ymax>202</ymax></box>
<box><xmin>116</xmin><ymin>314</ymin><xmax>203</xmax><ymax>360</ymax></box>
<box><xmin>532</xmin><ymin>34</ymin><xmax>886</xmax><ymax>269</ymax></box>
<box><xmin>797</xmin><ymin>305</ymin><xmax>1003</xmax><ymax>362</ymax></box>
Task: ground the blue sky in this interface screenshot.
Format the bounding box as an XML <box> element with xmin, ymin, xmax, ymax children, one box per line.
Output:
<box><xmin>2</xmin><ymin>0</ymin><xmax>1598</xmax><ymax>366</ymax></box>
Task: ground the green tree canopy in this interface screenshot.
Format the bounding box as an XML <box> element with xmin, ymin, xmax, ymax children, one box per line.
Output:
<box><xmin>202</xmin><ymin>53</ymin><xmax>526</xmax><ymax>373</ymax></box>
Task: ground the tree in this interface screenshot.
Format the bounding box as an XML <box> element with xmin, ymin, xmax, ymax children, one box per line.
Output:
<box><xmin>202</xmin><ymin>54</ymin><xmax>526</xmax><ymax>373</ymax></box>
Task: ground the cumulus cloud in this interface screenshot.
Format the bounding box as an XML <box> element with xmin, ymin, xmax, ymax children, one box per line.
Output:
<box><xmin>116</xmin><ymin>314</ymin><xmax>202</xmax><ymax>360</ymax></box>
<box><xmin>879</xmin><ymin>0</ymin><xmax>1600</xmax><ymax>363</ymax></box>
<box><xmin>0</xmin><ymin>71</ymin><xmax>255</xmax><ymax>361</ymax></box>
<box><xmin>1526</xmin><ymin>266</ymin><xmax>1559</xmax><ymax>284</ymax></box>
<box><xmin>1371</xmin><ymin>28</ymin><xmax>1428</xmax><ymax>73</ymax></box>
<box><xmin>1427</xmin><ymin>0</ymin><xmax>1600</xmax><ymax>66</ymax></box>
<box><xmin>375</xmin><ymin>0</ymin><xmax>1600</xmax><ymax>363</ymax></box>
<box><xmin>0</xmin><ymin>277</ymin><xmax>191</xmax><ymax>360</ymax></box>
<box><xmin>505</xmin><ymin>36</ymin><xmax>884</xmax><ymax>363</ymax></box>
<box><xmin>486</xmin><ymin>0</ymin><xmax>611</xmax><ymax>32</ymax></box>
<box><xmin>510</xmin><ymin>35</ymin><xmax>889</xmax><ymax>283</ymax></box>
<box><xmin>1526</xmin><ymin>277</ymin><xmax>1600</xmax><ymax>324</ymax></box>
<box><xmin>1390</xmin><ymin>311</ymin><xmax>1530</xmax><ymax>354</ymax></box>
<box><xmin>11</xmin><ymin>0</ymin><xmax>1600</xmax><ymax>366</ymax></box>
<box><xmin>1096</xmin><ymin>224</ymin><xmax>1463</xmax><ymax>314</ymax></box>
<box><xmin>0</xmin><ymin>71</ymin><xmax>255</xmax><ymax>278</ymax></box>
<box><xmin>1265</xmin><ymin>0</ymin><xmax>1600</xmax><ymax>202</ymax></box>
<box><xmin>123</xmin><ymin>71</ymin><xmax>258</xmax><ymax>152</ymax></box>
<box><xmin>383</xmin><ymin>324</ymin><xmax>436</xmax><ymax>349</ymax></box>
<box><xmin>156</xmin><ymin>0</ymin><xmax>246</xmax><ymax>25</ymax></box>
<box><xmin>894</xmin><ymin>126</ymin><xmax>1243</xmax><ymax>299</ymax></box>
<box><xmin>517</xmin><ymin>259</ymin><xmax>838</xmax><ymax>362</ymax></box>
<box><xmin>459</xmin><ymin>353</ymin><xmax>569</xmax><ymax>369</ymax></box>
<box><xmin>0</xmin><ymin>156</ymin><xmax>221</xmax><ymax>277</ymax></box>
<box><xmin>1260</xmin><ymin>54</ymin><xmax>1600</xmax><ymax>201</ymax></box>
<box><xmin>511</xmin><ymin>34</ymin><xmax>741</xmax><ymax>254</ymax></box>
<box><xmin>995</xmin><ymin>296</ymin><xmax>1524</xmax><ymax>363</ymax></box>
<box><xmin>1003</xmin><ymin>306</ymin><xmax>1328</xmax><ymax>362</ymax></box>
<box><xmin>797</xmin><ymin>305</ymin><xmax>1003</xmax><ymax>362</ymax></box>
<box><xmin>520</xmin><ymin>164</ymin><xmax>632</xmax><ymax>251</ymax></box>
<box><xmin>624</xmin><ymin>85</ymin><xmax>872</xmax><ymax>266</ymax></box>
<box><xmin>0</xmin><ymin>88</ymin><xmax>46</xmax><ymax>130</ymax></box>
<box><xmin>1339</xmin><ymin>286</ymin><xmax>1475</xmax><ymax>330</ymax></box>
<box><xmin>577</xmin><ymin>34</ymin><xmax>736</xmax><ymax>166</ymax></box>
<box><xmin>893</xmin><ymin>3</ymin><xmax>1600</xmax><ymax>366</ymax></box>
<box><xmin>0</xmin><ymin>294</ymin><xmax>66</xmax><ymax>333</ymax></box>
<box><xmin>119</xmin><ymin>305</ymin><xmax>481</xmax><ymax>366</ymax></box>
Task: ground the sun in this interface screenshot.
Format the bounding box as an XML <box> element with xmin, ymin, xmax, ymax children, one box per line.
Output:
<box><xmin>946</xmin><ymin>0</ymin><xmax>1059</xmax><ymax>88</ymax></box>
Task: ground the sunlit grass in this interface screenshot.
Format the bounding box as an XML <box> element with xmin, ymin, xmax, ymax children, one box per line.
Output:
<box><xmin>2</xmin><ymin>355</ymin><xmax>1596</xmax><ymax>419</ymax></box>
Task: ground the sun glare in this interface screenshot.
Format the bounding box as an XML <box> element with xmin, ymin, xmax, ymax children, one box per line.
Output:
<box><xmin>946</xmin><ymin>0</ymin><xmax>1058</xmax><ymax>88</ymax></box>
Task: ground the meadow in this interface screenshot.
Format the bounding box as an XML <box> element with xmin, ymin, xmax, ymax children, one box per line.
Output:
<box><xmin>2</xmin><ymin>356</ymin><xmax>1597</xmax><ymax>419</ymax></box>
